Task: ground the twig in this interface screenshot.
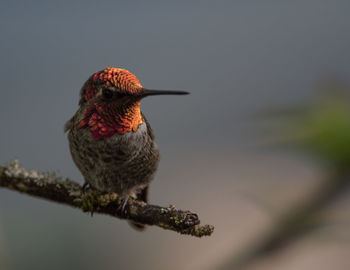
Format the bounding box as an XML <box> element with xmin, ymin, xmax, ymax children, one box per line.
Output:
<box><xmin>0</xmin><ymin>160</ymin><xmax>214</xmax><ymax>238</ymax></box>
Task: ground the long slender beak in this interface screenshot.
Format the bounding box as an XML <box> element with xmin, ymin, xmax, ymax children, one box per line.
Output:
<box><xmin>141</xmin><ymin>88</ymin><xmax>189</xmax><ymax>97</ymax></box>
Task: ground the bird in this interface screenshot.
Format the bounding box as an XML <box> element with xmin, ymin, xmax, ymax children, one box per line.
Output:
<box><xmin>64</xmin><ymin>67</ymin><xmax>188</xmax><ymax>230</ymax></box>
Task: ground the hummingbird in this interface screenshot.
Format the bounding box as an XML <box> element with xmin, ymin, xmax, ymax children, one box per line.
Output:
<box><xmin>64</xmin><ymin>67</ymin><xmax>188</xmax><ymax>230</ymax></box>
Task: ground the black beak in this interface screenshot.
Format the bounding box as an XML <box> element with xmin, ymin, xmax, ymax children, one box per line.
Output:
<box><xmin>141</xmin><ymin>89</ymin><xmax>189</xmax><ymax>97</ymax></box>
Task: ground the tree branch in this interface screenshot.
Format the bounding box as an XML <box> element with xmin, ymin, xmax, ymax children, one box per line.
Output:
<box><xmin>0</xmin><ymin>160</ymin><xmax>214</xmax><ymax>237</ymax></box>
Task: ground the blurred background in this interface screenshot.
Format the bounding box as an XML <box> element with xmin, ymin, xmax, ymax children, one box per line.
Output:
<box><xmin>1</xmin><ymin>1</ymin><xmax>350</xmax><ymax>269</ymax></box>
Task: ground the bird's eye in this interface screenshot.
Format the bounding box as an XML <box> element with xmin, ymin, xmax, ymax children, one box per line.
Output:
<box><xmin>102</xmin><ymin>88</ymin><xmax>114</xmax><ymax>99</ymax></box>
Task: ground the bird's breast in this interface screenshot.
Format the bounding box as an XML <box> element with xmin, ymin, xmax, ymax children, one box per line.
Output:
<box><xmin>80</xmin><ymin>121</ymin><xmax>149</xmax><ymax>157</ymax></box>
<box><xmin>68</xmin><ymin>120</ymin><xmax>159</xmax><ymax>193</ymax></box>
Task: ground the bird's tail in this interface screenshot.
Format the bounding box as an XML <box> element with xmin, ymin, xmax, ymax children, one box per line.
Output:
<box><xmin>128</xmin><ymin>186</ymin><xmax>148</xmax><ymax>231</ymax></box>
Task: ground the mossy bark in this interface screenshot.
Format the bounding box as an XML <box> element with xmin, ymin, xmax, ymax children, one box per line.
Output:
<box><xmin>0</xmin><ymin>161</ymin><xmax>213</xmax><ymax>237</ymax></box>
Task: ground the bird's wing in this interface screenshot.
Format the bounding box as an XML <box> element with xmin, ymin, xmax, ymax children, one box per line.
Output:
<box><xmin>64</xmin><ymin>116</ymin><xmax>75</xmax><ymax>133</ymax></box>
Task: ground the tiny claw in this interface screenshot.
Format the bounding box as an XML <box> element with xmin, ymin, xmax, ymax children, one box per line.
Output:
<box><xmin>117</xmin><ymin>196</ymin><xmax>129</xmax><ymax>216</ymax></box>
<box><xmin>81</xmin><ymin>182</ymin><xmax>91</xmax><ymax>194</ymax></box>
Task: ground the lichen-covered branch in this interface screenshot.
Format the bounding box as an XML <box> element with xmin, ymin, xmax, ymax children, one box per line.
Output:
<box><xmin>0</xmin><ymin>160</ymin><xmax>213</xmax><ymax>237</ymax></box>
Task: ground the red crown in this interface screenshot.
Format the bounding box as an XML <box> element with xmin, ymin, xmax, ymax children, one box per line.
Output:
<box><xmin>93</xmin><ymin>67</ymin><xmax>143</xmax><ymax>94</ymax></box>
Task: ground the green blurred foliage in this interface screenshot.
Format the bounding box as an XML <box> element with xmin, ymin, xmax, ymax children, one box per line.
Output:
<box><xmin>285</xmin><ymin>93</ymin><xmax>350</xmax><ymax>170</ymax></box>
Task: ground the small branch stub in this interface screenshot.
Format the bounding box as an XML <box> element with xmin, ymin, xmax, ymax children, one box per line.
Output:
<box><xmin>0</xmin><ymin>160</ymin><xmax>214</xmax><ymax>237</ymax></box>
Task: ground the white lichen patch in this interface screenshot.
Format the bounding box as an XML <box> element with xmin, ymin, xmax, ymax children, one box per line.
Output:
<box><xmin>68</xmin><ymin>188</ymin><xmax>82</xmax><ymax>197</ymax></box>
<box><xmin>4</xmin><ymin>160</ymin><xmax>59</xmax><ymax>184</ymax></box>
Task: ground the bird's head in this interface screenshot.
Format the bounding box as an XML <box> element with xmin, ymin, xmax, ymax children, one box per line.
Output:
<box><xmin>77</xmin><ymin>67</ymin><xmax>188</xmax><ymax>138</ymax></box>
<box><xmin>80</xmin><ymin>67</ymin><xmax>188</xmax><ymax>105</ymax></box>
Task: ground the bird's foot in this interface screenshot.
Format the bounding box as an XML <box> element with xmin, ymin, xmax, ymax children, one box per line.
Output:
<box><xmin>117</xmin><ymin>196</ymin><xmax>129</xmax><ymax>216</ymax></box>
<box><xmin>81</xmin><ymin>182</ymin><xmax>92</xmax><ymax>194</ymax></box>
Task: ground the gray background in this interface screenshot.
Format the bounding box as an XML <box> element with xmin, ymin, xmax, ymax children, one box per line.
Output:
<box><xmin>1</xmin><ymin>1</ymin><xmax>350</xmax><ymax>269</ymax></box>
